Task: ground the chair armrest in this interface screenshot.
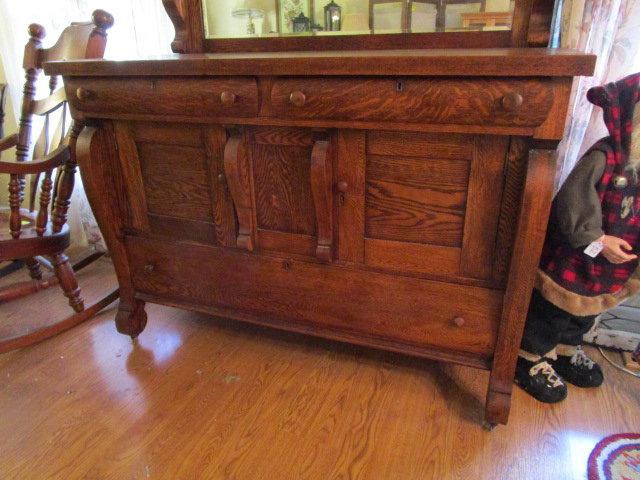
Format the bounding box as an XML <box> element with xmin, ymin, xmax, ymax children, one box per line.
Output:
<box><xmin>0</xmin><ymin>144</ymin><xmax>70</xmax><ymax>175</ymax></box>
<box><xmin>0</xmin><ymin>133</ymin><xmax>18</xmax><ymax>152</ymax></box>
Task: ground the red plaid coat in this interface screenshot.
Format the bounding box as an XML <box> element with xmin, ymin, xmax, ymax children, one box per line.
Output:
<box><xmin>539</xmin><ymin>73</ymin><xmax>640</xmax><ymax>297</ymax></box>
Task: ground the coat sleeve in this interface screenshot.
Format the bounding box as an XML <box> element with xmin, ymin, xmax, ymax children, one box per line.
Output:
<box><xmin>554</xmin><ymin>150</ymin><xmax>607</xmax><ymax>249</ymax></box>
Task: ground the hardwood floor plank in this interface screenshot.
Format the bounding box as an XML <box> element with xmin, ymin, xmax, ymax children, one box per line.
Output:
<box><xmin>0</xmin><ymin>258</ymin><xmax>638</xmax><ymax>480</ymax></box>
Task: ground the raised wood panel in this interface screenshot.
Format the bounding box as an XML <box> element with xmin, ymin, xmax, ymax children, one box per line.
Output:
<box><xmin>130</xmin><ymin>122</ymin><xmax>202</xmax><ymax>147</ymax></box>
<box><xmin>366</xmin><ymin>180</ymin><xmax>466</xmax><ymax>247</ymax></box>
<box><xmin>127</xmin><ymin>235</ymin><xmax>502</xmax><ymax>357</ymax></box>
<box><xmin>256</xmin><ymin>229</ymin><xmax>316</xmax><ymax>257</ymax></box>
<box><xmin>367</xmin><ymin>131</ymin><xmax>473</xmax><ymax>159</ymax></box>
<box><xmin>148</xmin><ymin>213</ymin><xmax>217</xmax><ymax>244</ymax></box>
<box><xmin>459</xmin><ymin>136</ymin><xmax>509</xmax><ymax>279</ymax></box>
<box><xmin>66</xmin><ymin>76</ymin><xmax>259</xmax><ymax>118</ymax></box>
<box><xmin>364</xmin><ymin>238</ymin><xmax>461</xmax><ymax>278</ymax></box>
<box><xmin>270</xmin><ymin>78</ymin><xmax>554</xmax><ymax>127</ymax></box>
<box><xmin>251</xmin><ymin>135</ymin><xmax>316</xmax><ymax>237</ymax></box>
<box><xmin>336</xmin><ymin>130</ymin><xmax>366</xmax><ymax>264</ymax></box>
<box><xmin>137</xmin><ymin>143</ymin><xmax>212</xmax><ymax>221</ymax></box>
<box><xmin>253</xmin><ymin>126</ymin><xmax>315</xmax><ymax>146</ymax></box>
<box><xmin>366</xmin><ymin>155</ymin><xmax>470</xmax><ymax>187</ymax></box>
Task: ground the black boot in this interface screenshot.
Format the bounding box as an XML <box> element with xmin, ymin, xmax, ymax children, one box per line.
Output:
<box><xmin>551</xmin><ymin>346</ymin><xmax>604</xmax><ymax>388</ymax></box>
<box><xmin>515</xmin><ymin>356</ymin><xmax>568</xmax><ymax>403</ymax></box>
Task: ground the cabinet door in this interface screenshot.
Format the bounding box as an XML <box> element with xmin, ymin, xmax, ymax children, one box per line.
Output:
<box><xmin>112</xmin><ymin>121</ymin><xmax>237</xmax><ymax>247</ymax></box>
<box><xmin>223</xmin><ymin>126</ymin><xmax>335</xmax><ymax>261</ymax></box>
<box><xmin>338</xmin><ymin>130</ymin><xmax>514</xmax><ymax>286</ymax></box>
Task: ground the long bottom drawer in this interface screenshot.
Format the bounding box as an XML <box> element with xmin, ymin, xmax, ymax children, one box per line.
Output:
<box><xmin>126</xmin><ymin>236</ymin><xmax>503</xmax><ymax>360</ymax></box>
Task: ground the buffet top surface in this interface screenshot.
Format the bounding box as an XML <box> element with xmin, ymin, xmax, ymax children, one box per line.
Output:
<box><xmin>44</xmin><ymin>48</ymin><xmax>596</xmax><ymax>78</ymax></box>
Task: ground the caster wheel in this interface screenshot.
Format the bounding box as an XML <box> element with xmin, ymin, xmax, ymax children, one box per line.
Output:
<box><xmin>482</xmin><ymin>421</ymin><xmax>497</xmax><ymax>431</ymax></box>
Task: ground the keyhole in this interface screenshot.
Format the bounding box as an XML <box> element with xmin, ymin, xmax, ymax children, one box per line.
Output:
<box><xmin>396</xmin><ymin>80</ymin><xmax>405</xmax><ymax>92</ymax></box>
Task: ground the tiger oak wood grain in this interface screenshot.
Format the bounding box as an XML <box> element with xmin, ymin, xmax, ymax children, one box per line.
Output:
<box><xmin>270</xmin><ymin>77</ymin><xmax>554</xmax><ymax>127</ymax></box>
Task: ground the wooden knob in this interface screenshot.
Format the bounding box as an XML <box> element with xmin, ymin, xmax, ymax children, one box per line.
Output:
<box><xmin>453</xmin><ymin>317</ymin><xmax>465</xmax><ymax>327</ymax></box>
<box><xmin>76</xmin><ymin>87</ymin><xmax>94</xmax><ymax>101</ymax></box>
<box><xmin>337</xmin><ymin>181</ymin><xmax>348</xmax><ymax>193</ymax></box>
<box><xmin>143</xmin><ymin>264</ymin><xmax>155</xmax><ymax>274</ymax></box>
<box><xmin>500</xmin><ymin>92</ymin><xmax>523</xmax><ymax>112</ymax></box>
<box><xmin>289</xmin><ymin>91</ymin><xmax>306</xmax><ymax>107</ymax></box>
<box><xmin>220</xmin><ymin>91</ymin><xmax>236</xmax><ymax>106</ymax></box>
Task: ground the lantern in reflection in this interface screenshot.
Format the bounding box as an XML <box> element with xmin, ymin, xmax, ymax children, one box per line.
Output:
<box><xmin>292</xmin><ymin>11</ymin><xmax>311</xmax><ymax>32</ymax></box>
<box><xmin>324</xmin><ymin>1</ymin><xmax>342</xmax><ymax>31</ymax></box>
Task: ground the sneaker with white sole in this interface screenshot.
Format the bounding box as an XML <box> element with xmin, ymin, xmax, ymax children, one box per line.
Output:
<box><xmin>551</xmin><ymin>346</ymin><xmax>604</xmax><ymax>388</ymax></box>
<box><xmin>515</xmin><ymin>356</ymin><xmax>568</xmax><ymax>403</ymax></box>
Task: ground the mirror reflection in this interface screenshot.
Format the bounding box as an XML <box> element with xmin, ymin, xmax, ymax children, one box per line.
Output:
<box><xmin>202</xmin><ymin>0</ymin><xmax>515</xmax><ymax>39</ymax></box>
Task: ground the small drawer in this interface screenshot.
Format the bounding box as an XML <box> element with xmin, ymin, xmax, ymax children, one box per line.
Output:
<box><xmin>66</xmin><ymin>76</ymin><xmax>259</xmax><ymax>118</ymax></box>
<box><xmin>269</xmin><ymin>77</ymin><xmax>554</xmax><ymax>127</ymax></box>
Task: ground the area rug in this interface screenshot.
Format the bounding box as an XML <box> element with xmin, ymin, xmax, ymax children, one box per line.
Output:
<box><xmin>588</xmin><ymin>433</ymin><xmax>640</xmax><ymax>480</ymax></box>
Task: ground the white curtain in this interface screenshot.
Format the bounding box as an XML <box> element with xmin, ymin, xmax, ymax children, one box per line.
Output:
<box><xmin>555</xmin><ymin>0</ymin><xmax>640</xmax><ymax>187</ymax></box>
<box><xmin>0</xmin><ymin>0</ymin><xmax>174</xmax><ymax>249</ymax></box>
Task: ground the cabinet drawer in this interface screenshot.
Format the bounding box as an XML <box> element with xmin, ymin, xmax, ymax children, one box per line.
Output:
<box><xmin>65</xmin><ymin>76</ymin><xmax>259</xmax><ymax>118</ymax></box>
<box><xmin>127</xmin><ymin>235</ymin><xmax>502</xmax><ymax>358</ymax></box>
<box><xmin>270</xmin><ymin>77</ymin><xmax>554</xmax><ymax>127</ymax></box>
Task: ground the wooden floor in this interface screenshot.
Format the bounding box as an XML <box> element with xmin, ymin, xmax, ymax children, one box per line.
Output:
<box><xmin>0</xmin><ymin>257</ymin><xmax>639</xmax><ymax>480</ymax></box>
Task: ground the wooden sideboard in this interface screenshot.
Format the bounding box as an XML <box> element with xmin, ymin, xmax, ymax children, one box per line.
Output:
<box><xmin>46</xmin><ymin>48</ymin><xmax>594</xmax><ymax>427</ymax></box>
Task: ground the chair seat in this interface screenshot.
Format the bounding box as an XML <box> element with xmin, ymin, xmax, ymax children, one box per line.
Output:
<box><xmin>0</xmin><ymin>210</ymin><xmax>70</xmax><ymax>260</ymax></box>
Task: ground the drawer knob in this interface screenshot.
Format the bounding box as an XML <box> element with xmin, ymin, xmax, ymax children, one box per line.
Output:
<box><xmin>337</xmin><ymin>181</ymin><xmax>348</xmax><ymax>193</ymax></box>
<box><xmin>76</xmin><ymin>87</ymin><xmax>94</xmax><ymax>101</ymax></box>
<box><xmin>453</xmin><ymin>317</ymin><xmax>465</xmax><ymax>327</ymax></box>
<box><xmin>500</xmin><ymin>92</ymin><xmax>523</xmax><ymax>112</ymax></box>
<box><xmin>289</xmin><ymin>91</ymin><xmax>306</xmax><ymax>107</ymax></box>
<box><xmin>220</xmin><ymin>91</ymin><xmax>237</xmax><ymax>106</ymax></box>
<box><xmin>143</xmin><ymin>264</ymin><xmax>155</xmax><ymax>274</ymax></box>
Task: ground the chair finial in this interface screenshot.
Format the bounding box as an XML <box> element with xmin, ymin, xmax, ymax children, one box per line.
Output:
<box><xmin>92</xmin><ymin>9</ymin><xmax>114</xmax><ymax>32</ymax></box>
<box><xmin>28</xmin><ymin>23</ymin><xmax>46</xmax><ymax>41</ymax></box>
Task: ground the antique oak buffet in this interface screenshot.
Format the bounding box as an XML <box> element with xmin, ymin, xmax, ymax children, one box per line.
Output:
<box><xmin>45</xmin><ymin>0</ymin><xmax>595</xmax><ymax>427</ymax></box>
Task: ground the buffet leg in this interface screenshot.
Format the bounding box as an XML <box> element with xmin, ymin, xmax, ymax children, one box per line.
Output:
<box><xmin>484</xmin><ymin>147</ymin><xmax>557</xmax><ymax>427</ymax></box>
<box><xmin>76</xmin><ymin>123</ymin><xmax>149</xmax><ymax>339</ymax></box>
<box><xmin>115</xmin><ymin>299</ymin><xmax>147</xmax><ymax>339</ymax></box>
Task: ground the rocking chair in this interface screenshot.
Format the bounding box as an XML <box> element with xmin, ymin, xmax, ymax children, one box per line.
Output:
<box><xmin>0</xmin><ymin>10</ymin><xmax>119</xmax><ymax>352</ymax></box>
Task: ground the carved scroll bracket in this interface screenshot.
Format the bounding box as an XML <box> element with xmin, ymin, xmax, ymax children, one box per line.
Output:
<box><xmin>310</xmin><ymin>139</ymin><xmax>333</xmax><ymax>263</ymax></box>
<box><xmin>223</xmin><ymin>132</ymin><xmax>256</xmax><ymax>251</ymax></box>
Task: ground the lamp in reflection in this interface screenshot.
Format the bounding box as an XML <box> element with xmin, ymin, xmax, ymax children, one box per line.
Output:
<box><xmin>232</xmin><ymin>1</ymin><xmax>265</xmax><ymax>36</ymax></box>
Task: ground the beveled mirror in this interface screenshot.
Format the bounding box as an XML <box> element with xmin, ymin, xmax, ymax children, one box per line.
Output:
<box><xmin>202</xmin><ymin>0</ymin><xmax>515</xmax><ymax>39</ymax></box>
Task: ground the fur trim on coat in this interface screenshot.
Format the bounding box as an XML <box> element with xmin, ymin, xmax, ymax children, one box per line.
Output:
<box><xmin>535</xmin><ymin>269</ymin><xmax>640</xmax><ymax>316</ymax></box>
